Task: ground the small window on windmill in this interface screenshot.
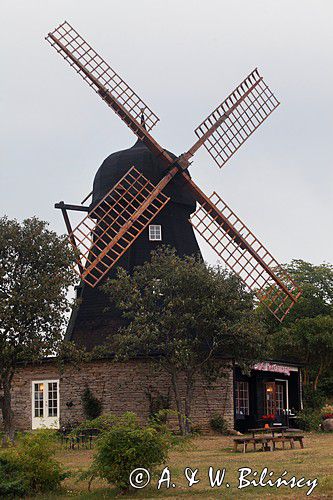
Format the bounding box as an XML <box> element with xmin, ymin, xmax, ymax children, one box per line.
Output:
<box><xmin>149</xmin><ymin>225</ymin><xmax>162</xmax><ymax>241</ymax></box>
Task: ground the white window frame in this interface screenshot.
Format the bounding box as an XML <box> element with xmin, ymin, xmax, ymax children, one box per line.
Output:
<box><xmin>31</xmin><ymin>379</ymin><xmax>60</xmax><ymax>429</ymax></box>
<box><xmin>149</xmin><ymin>224</ymin><xmax>162</xmax><ymax>241</ymax></box>
<box><xmin>275</xmin><ymin>378</ymin><xmax>289</xmax><ymax>412</ymax></box>
<box><xmin>235</xmin><ymin>381</ymin><xmax>250</xmax><ymax>416</ymax></box>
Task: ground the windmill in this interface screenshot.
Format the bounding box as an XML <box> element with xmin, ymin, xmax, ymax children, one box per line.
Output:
<box><xmin>46</xmin><ymin>21</ymin><xmax>302</xmax><ymax>323</ymax></box>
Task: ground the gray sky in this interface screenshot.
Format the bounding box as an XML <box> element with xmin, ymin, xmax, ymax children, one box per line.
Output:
<box><xmin>1</xmin><ymin>0</ymin><xmax>332</xmax><ymax>267</ymax></box>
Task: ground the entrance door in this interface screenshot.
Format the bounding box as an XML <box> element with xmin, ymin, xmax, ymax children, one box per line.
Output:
<box><xmin>32</xmin><ymin>380</ymin><xmax>60</xmax><ymax>429</ymax></box>
<box><xmin>264</xmin><ymin>381</ymin><xmax>287</xmax><ymax>416</ymax></box>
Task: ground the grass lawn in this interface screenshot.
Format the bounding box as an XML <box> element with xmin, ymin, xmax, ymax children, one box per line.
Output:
<box><xmin>42</xmin><ymin>432</ymin><xmax>332</xmax><ymax>499</ymax></box>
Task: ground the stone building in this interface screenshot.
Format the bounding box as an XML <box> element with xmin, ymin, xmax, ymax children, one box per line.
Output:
<box><xmin>11</xmin><ymin>357</ymin><xmax>302</xmax><ymax>432</ymax></box>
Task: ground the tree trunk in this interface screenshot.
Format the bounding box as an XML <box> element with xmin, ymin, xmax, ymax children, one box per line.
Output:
<box><xmin>313</xmin><ymin>363</ymin><xmax>323</xmax><ymax>392</ymax></box>
<box><xmin>184</xmin><ymin>371</ymin><xmax>195</xmax><ymax>435</ymax></box>
<box><xmin>170</xmin><ymin>370</ymin><xmax>186</xmax><ymax>435</ymax></box>
<box><xmin>1</xmin><ymin>374</ymin><xmax>15</xmax><ymax>444</ymax></box>
<box><xmin>302</xmin><ymin>367</ymin><xmax>308</xmax><ymax>386</ymax></box>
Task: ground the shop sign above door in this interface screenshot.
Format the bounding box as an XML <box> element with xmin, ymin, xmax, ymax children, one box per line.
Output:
<box><xmin>253</xmin><ymin>362</ymin><xmax>297</xmax><ymax>376</ymax></box>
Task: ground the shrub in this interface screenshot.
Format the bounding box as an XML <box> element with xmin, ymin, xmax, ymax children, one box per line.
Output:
<box><xmin>73</xmin><ymin>413</ymin><xmax>122</xmax><ymax>436</ymax></box>
<box><xmin>210</xmin><ymin>414</ymin><xmax>230</xmax><ymax>434</ymax></box>
<box><xmin>87</xmin><ymin>412</ymin><xmax>169</xmax><ymax>491</ymax></box>
<box><xmin>303</xmin><ymin>386</ymin><xmax>326</xmax><ymax>409</ymax></box>
<box><xmin>0</xmin><ymin>430</ymin><xmax>67</xmax><ymax>496</ymax></box>
<box><xmin>81</xmin><ymin>386</ymin><xmax>102</xmax><ymax>420</ymax></box>
<box><xmin>318</xmin><ymin>374</ymin><xmax>333</xmax><ymax>398</ymax></box>
<box><xmin>0</xmin><ymin>453</ymin><xmax>28</xmax><ymax>497</ymax></box>
<box><xmin>295</xmin><ymin>409</ymin><xmax>322</xmax><ymax>431</ymax></box>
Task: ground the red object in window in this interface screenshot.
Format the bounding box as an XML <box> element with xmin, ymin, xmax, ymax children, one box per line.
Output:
<box><xmin>261</xmin><ymin>414</ymin><xmax>275</xmax><ymax>420</ymax></box>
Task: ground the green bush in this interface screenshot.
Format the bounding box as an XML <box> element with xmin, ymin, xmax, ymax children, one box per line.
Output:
<box><xmin>81</xmin><ymin>386</ymin><xmax>102</xmax><ymax>420</ymax></box>
<box><xmin>0</xmin><ymin>453</ymin><xmax>28</xmax><ymax>497</ymax></box>
<box><xmin>210</xmin><ymin>414</ymin><xmax>230</xmax><ymax>434</ymax></box>
<box><xmin>73</xmin><ymin>413</ymin><xmax>121</xmax><ymax>436</ymax></box>
<box><xmin>318</xmin><ymin>374</ymin><xmax>333</xmax><ymax>398</ymax></box>
<box><xmin>0</xmin><ymin>430</ymin><xmax>67</xmax><ymax>496</ymax></box>
<box><xmin>303</xmin><ymin>386</ymin><xmax>327</xmax><ymax>409</ymax></box>
<box><xmin>87</xmin><ymin>412</ymin><xmax>169</xmax><ymax>491</ymax></box>
<box><xmin>295</xmin><ymin>409</ymin><xmax>322</xmax><ymax>431</ymax></box>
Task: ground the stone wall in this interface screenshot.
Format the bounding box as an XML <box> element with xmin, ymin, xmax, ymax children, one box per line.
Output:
<box><xmin>8</xmin><ymin>359</ymin><xmax>235</xmax><ymax>432</ymax></box>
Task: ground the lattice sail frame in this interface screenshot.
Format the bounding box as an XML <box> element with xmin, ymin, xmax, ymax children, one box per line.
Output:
<box><xmin>46</xmin><ymin>21</ymin><xmax>159</xmax><ymax>132</ymax></box>
<box><xmin>70</xmin><ymin>166</ymin><xmax>170</xmax><ymax>287</ymax></box>
<box><xmin>46</xmin><ymin>22</ymin><xmax>302</xmax><ymax>321</ymax></box>
<box><xmin>191</xmin><ymin>192</ymin><xmax>302</xmax><ymax>321</ymax></box>
<box><xmin>194</xmin><ymin>69</ymin><xmax>280</xmax><ymax>169</ymax></box>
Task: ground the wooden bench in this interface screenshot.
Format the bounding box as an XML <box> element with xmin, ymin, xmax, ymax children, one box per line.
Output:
<box><xmin>272</xmin><ymin>434</ymin><xmax>304</xmax><ymax>450</ymax></box>
<box><xmin>233</xmin><ymin>436</ymin><xmax>273</xmax><ymax>453</ymax></box>
<box><xmin>233</xmin><ymin>434</ymin><xmax>304</xmax><ymax>453</ymax></box>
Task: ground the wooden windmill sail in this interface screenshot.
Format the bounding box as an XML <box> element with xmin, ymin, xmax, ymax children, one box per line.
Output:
<box><xmin>47</xmin><ymin>21</ymin><xmax>302</xmax><ymax>322</ymax></box>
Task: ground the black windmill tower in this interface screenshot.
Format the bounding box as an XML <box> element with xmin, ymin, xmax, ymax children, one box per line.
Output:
<box><xmin>66</xmin><ymin>138</ymin><xmax>201</xmax><ymax>349</ymax></box>
<box><xmin>47</xmin><ymin>22</ymin><xmax>302</xmax><ymax>348</ymax></box>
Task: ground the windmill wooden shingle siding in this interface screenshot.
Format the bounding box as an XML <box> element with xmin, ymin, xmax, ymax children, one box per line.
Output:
<box><xmin>66</xmin><ymin>141</ymin><xmax>201</xmax><ymax>349</ymax></box>
<box><xmin>47</xmin><ymin>21</ymin><xmax>302</xmax><ymax>325</ymax></box>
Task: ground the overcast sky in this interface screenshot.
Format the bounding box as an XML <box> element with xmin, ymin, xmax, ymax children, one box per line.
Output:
<box><xmin>1</xmin><ymin>0</ymin><xmax>332</xmax><ymax>267</ymax></box>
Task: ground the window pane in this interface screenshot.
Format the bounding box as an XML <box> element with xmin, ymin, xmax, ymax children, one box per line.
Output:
<box><xmin>276</xmin><ymin>383</ymin><xmax>284</xmax><ymax>414</ymax></box>
<box><xmin>48</xmin><ymin>382</ymin><xmax>58</xmax><ymax>417</ymax></box>
<box><xmin>265</xmin><ymin>382</ymin><xmax>275</xmax><ymax>414</ymax></box>
<box><xmin>235</xmin><ymin>381</ymin><xmax>249</xmax><ymax>415</ymax></box>
<box><xmin>149</xmin><ymin>225</ymin><xmax>162</xmax><ymax>241</ymax></box>
<box><xmin>34</xmin><ymin>383</ymin><xmax>44</xmax><ymax>417</ymax></box>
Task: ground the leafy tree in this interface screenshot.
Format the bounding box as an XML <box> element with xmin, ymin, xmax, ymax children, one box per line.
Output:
<box><xmin>0</xmin><ymin>217</ymin><xmax>75</xmax><ymax>441</ymax></box>
<box><xmin>262</xmin><ymin>260</ymin><xmax>333</xmax><ymax>330</ymax></box>
<box><xmin>274</xmin><ymin>315</ymin><xmax>333</xmax><ymax>390</ymax></box>
<box><xmin>267</xmin><ymin>260</ymin><xmax>333</xmax><ymax>397</ymax></box>
<box><xmin>286</xmin><ymin>259</ymin><xmax>332</xmax><ymax>319</ymax></box>
<box><xmin>104</xmin><ymin>247</ymin><xmax>266</xmax><ymax>435</ymax></box>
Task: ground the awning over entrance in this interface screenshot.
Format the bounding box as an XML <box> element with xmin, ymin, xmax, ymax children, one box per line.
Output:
<box><xmin>252</xmin><ymin>362</ymin><xmax>298</xmax><ymax>376</ymax></box>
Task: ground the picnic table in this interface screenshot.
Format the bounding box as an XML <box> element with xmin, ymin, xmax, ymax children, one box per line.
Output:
<box><xmin>248</xmin><ymin>426</ymin><xmax>289</xmax><ymax>438</ymax></box>
<box><xmin>233</xmin><ymin>427</ymin><xmax>304</xmax><ymax>453</ymax></box>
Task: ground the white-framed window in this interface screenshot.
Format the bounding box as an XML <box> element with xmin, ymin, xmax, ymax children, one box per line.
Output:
<box><xmin>32</xmin><ymin>379</ymin><xmax>60</xmax><ymax>429</ymax></box>
<box><xmin>48</xmin><ymin>381</ymin><xmax>58</xmax><ymax>417</ymax></box>
<box><xmin>276</xmin><ymin>383</ymin><xmax>284</xmax><ymax>415</ymax></box>
<box><xmin>149</xmin><ymin>224</ymin><xmax>162</xmax><ymax>241</ymax></box>
<box><xmin>235</xmin><ymin>381</ymin><xmax>250</xmax><ymax>415</ymax></box>
<box><xmin>34</xmin><ymin>382</ymin><xmax>44</xmax><ymax>418</ymax></box>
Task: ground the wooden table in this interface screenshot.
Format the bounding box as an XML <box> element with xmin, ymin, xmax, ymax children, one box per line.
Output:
<box><xmin>248</xmin><ymin>426</ymin><xmax>288</xmax><ymax>438</ymax></box>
